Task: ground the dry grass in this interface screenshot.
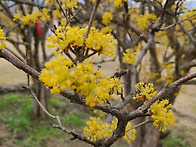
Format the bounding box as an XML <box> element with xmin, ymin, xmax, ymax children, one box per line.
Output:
<box><xmin>172</xmin><ymin>84</ymin><xmax>196</xmax><ymax>147</ymax></box>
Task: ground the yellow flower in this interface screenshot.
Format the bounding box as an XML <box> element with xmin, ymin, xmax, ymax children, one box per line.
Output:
<box><xmin>157</xmin><ymin>0</ymin><xmax>164</xmax><ymax>3</ymax></box>
<box><xmin>47</xmin><ymin>26</ymin><xmax>117</xmax><ymax>58</ymax></box>
<box><xmin>102</xmin><ymin>12</ymin><xmax>113</xmax><ymax>25</ymax></box>
<box><xmin>113</xmin><ymin>0</ymin><xmax>127</xmax><ymax>7</ymax></box>
<box><xmin>123</xmin><ymin>122</ymin><xmax>136</xmax><ymax>143</ymax></box>
<box><xmin>123</xmin><ymin>49</ymin><xmax>137</xmax><ymax>65</ymax></box>
<box><xmin>137</xmin><ymin>14</ymin><xmax>157</xmax><ymax>30</ymax></box>
<box><xmin>83</xmin><ymin>116</ymin><xmax>135</xmax><ymax>143</ymax></box>
<box><xmin>133</xmin><ymin>82</ymin><xmax>157</xmax><ymax>102</ymax></box>
<box><xmin>62</xmin><ymin>0</ymin><xmax>78</xmax><ymax>9</ymax></box>
<box><xmin>40</xmin><ymin>57</ymin><xmax>122</xmax><ymax>108</ymax></box>
<box><xmin>0</xmin><ymin>28</ymin><xmax>6</xmax><ymax>49</ymax></box>
<box><xmin>13</xmin><ymin>8</ymin><xmax>50</xmax><ymax>24</ymax></box>
<box><xmin>150</xmin><ymin>99</ymin><xmax>175</xmax><ymax>132</ymax></box>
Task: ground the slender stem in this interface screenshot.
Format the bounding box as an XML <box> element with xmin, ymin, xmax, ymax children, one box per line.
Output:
<box><xmin>23</xmin><ymin>86</ymin><xmax>57</xmax><ymax>119</ymax></box>
<box><xmin>161</xmin><ymin>13</ymin><xmax>196</xmax><ymax>31</ymax></box>
<box><xmin>125</xmin><ymin>119</ymin><xmax>153</xmax><ymax>133</ymax></box>
<box><xmin>80</xmin><ymin>0</ymin><xmax>101</xmax><ymax>61</ymax></box>
<box><xmin>56</xmin><ymin>0</ymin><xmax>68</xmax><ymax>20</ymax></box>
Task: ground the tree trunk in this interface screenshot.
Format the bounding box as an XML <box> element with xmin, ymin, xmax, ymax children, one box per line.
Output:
<box><xmin>30</xmin><ymin>24</ymin><xmax>50</xmax><ymax>117</ymax></box>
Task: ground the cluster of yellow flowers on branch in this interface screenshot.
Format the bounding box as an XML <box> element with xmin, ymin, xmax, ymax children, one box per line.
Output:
<box><xmin>13</xmin><ymin>8</ymin><xmax>50</xmax><ymax>25</ymax></box>
<box><xmin>150</xmin><ymin>99</ymin><xmax>175</xmax><ymax>132</ymax></box>
<box><xmin>40</xmin><ymin>57</ymin><xmax>122</xmax><ymax>108</ymax></box>
<box><xmin>132</xmin><ymin>82</ymin><xmax>175</xmax><ymax>131</ymax></box>
<box><xmin>123</xmin><ymin>49</ymin><xmax>137</xmax><ymax>65</ymax></box>
<box><xmin>83</xmin><ymin>116</ymin><xmax>136</xmax><ymax>143</ymax></box>
<box><xmin>47</xmin><ymin>25</ymin><xmax>117</xmax><ymax>59</ymax></box>
<box><xmin>102</xmin><ymin>11</ymin><xmax>113</xmax><ymax>25</ymax></box>
<box><xmin>133</xmin><ymin>82</ymin><xmax>157</xmax><ymax>102</ymax></box>
<box><xmin>0</xmin><ymin>28</ymin><xmax>6</xmax><ymax>49</ymax></box>
<box><xmin>137</xmin><ymin>14</ymin><xmax>157</xmax><ymax>30</ymax></box>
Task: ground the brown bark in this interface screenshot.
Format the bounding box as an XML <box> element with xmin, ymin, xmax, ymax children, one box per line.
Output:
<box><xmin>31</xmin><ymin>24</ymin><xmax>50</xmax><ymax>117</ymax></box>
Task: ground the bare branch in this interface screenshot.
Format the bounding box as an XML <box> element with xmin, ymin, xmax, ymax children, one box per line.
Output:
<box><xmin>138</xmin><ymin>72</ymin><xmax>196</xmax><ymax>113</ymax></box>
<box><xmin>175</xmin><ymin>16</ymin><xmax>196</xmax><ymax>47</ymax></box>
<box><xmin>4</xmin><ymin>23</ymin><xmax>21</xmax><ymax>34</ymax></box>
<box><xmin>4</xmin><ymin>47</ymin><xmax>24</xmax><ymax>61</ymax></box>
<box><xmin>0</xmin><ymin>3</ymin><xmax>15</xmax><ymax>12</ymax></box>
<box><xmin>184</xmin><ymin>80</ymin><xmax>196</xmax><ymax>85</ymax></box>
<box><xmin>23</xmin><ymin>86</ymin><xmax>96</xmax><ymax>146</ymax></box>
<box><xmin>23</xmin><ymin>86</ymin><xmax>57</xmax><ymax>119</ymax></box>
<box><xmin>161</xmin><ymin>12</ymin><xmax>196</xmax><ymax>31</ymax></box>
<box><xmin>125</xmin><ymin>119</ymin><xmax>153</xmax><ymax>133</ymax></box>
<box><xmin>135</xmin><ymin>33</ymin><xmax>154</xmax><ymax>68</ymax></box>
<box><xmin>0</xmin><ymin>48</ymin><xmax>127</xmax><ymax>119</ymax></box>
<box><xmin>0</xmin><ymin>49</ymin><xmax>40</xmax><ymax>79</ymax></box>
<box><xmin>180</xmin><ymin>59</ymin><xmax>196</xmax><ymax>71</ymax></box>
<box><xmin>82</xmin><ymin>0</ymin><xmax>101</xmax><ymax>60</ymax></box>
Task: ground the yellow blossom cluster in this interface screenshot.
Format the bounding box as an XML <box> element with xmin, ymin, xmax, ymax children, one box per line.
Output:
<box><xmin>184</xmin><ymin>10</ymin><xmax>196</xmax><ymax>23</ymax></box>
<box><xmin>62</xmin><ymin>0</ymin><xmax>78</xmax><ymax>9</ymax></box>
<box><xmin>150</xmin><ymin>99</ymin><xmax>175</xmax><ymax>132</ymax></box>
<box><xmin>124</xmin><ymin>122</ymin><xmax>136</xmax><ymax>143</ymax></box>
<box><xmin>157</xmin><ymin>0</ymin><xmax>164</xmax><ymax>3</ymax></box>
<box><xmin>40</xmin><ymin>57</ymin><xmax>122</xmax><ymax>107</ymax></box>
<box><xmin>133</xmin><ymin>82</ymin><xmax>157</xmax><ymax>102</ymax></box>
<box><xmin>137</xmin><ymin>14</ymin><xmax>157</xmax><ymax>30</ymax></box>
<box><xmin>46</xmin><ymin>0</ymin><xmax>78</xmax><ymax>9</ymax></box>
<box><xmin>102</xmin><ymin>12</ymin><xmax>113</xmax><ymax>25</ymax></box>
<box><xmin>100</xmin><ymin>26</ymin><xmax>113</xmax><ymax>34</ymax></box>
<box><xmin>83</xmin><ymin>116</ymin><xmax>135</xmax><ymax>143</ymax></box>
<box><xmin>47</xmin><ymin>26</ymin><xmax>117</xmax><ymax>57</ymax></box>
<box><xmin>13</xmin><ymin>8</ymin><xmax>50</xmax><ymax>25</ymax></box>
<box><xmin>0</xmin><ymin>28</ymin><xmax>6</xmax><ymax>49</ymax></box>
<box><xmin>112</xmin><ymin>0</ymin><xmax>127</xmax><ymax>8</ymax></box>
<box><xmin>123</xmin><ymin>49</ymin><xmax>137</xmax><ymax>65</ymax></box>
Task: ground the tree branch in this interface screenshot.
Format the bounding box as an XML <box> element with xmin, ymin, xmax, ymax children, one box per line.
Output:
<box><xmin>23</xmin><ymin>86</ymin><xmax>96</xmax><ymax>146</ymax></box>
<box><xmin>0</xmin><ymin>49</ymin><xmax>39</xmax><ymax>79</ymax></box>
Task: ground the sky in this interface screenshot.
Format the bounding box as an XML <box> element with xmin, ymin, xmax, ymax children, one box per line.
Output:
<box><xmin>184</xmin><ymin>0</ymin><xmax>196</xmax><ymax>9</ymax></box>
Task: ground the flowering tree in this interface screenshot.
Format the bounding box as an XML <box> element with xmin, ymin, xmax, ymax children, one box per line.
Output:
<box><xmin>0</xmin><ymin>0</ymin><xmax>196</xmax><ymax>146</ymax></box>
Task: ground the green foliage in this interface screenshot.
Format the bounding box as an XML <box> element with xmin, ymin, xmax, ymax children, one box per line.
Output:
<box><xmin>49</xmin><ymin>97</ymin><xmax>62</xmax><ymax>108</ymax></box>
<box><xmin>64</xmin><ymin>114</ymin><xmax>86</xmax><ymax>127</ymax></box>
<box><xmin>0</xmin><ymin>93</ymin><xmax>59</xmax><ymax>146</ymax></box>
<box><xmin>163</xmin><ymin>135</ymin><xmax>186</xmax><ymax>147</ymax></box>
<box><xmin>0</xmin><ymin>92</ymin><xmax>92</xmax><ymax>146</ymax></box>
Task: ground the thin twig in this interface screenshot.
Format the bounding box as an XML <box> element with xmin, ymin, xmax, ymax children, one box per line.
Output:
<box><xmin>22</xmin><ymin>85</ymin><xmax>97</xmax><ymax>146</ymax></box>
<box><xmin>56</xmin><ymin>0</ymin><xmax>68</xmax><ymax>20</ymax></box>
<box><xmin>125</xmin><ymin>119</ymin><xmax>153</xmax><ymax>133</ymax></box>
<box><xmin>23</xmin><ymin>86</ymin><xmax>57</xmax><ymax>119</ymax></box>
<box><xmin>0</xmin><ymin>3</ymin><xmax>15</xmax><ymax>11</ymax></box>
<box><xmin>82</xmin><ymin>0</ymin><xmax>101</xmax><ymax>61</ymax></box>
<box><xmin>161</xmin><ymin>13</ymin><xmax>196</xmax><ymax>31</ymax></box>
<box><xmin>135</xmin><ymin>33</ymin><xmax>154</xmax><ymax>68</ymax></box>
